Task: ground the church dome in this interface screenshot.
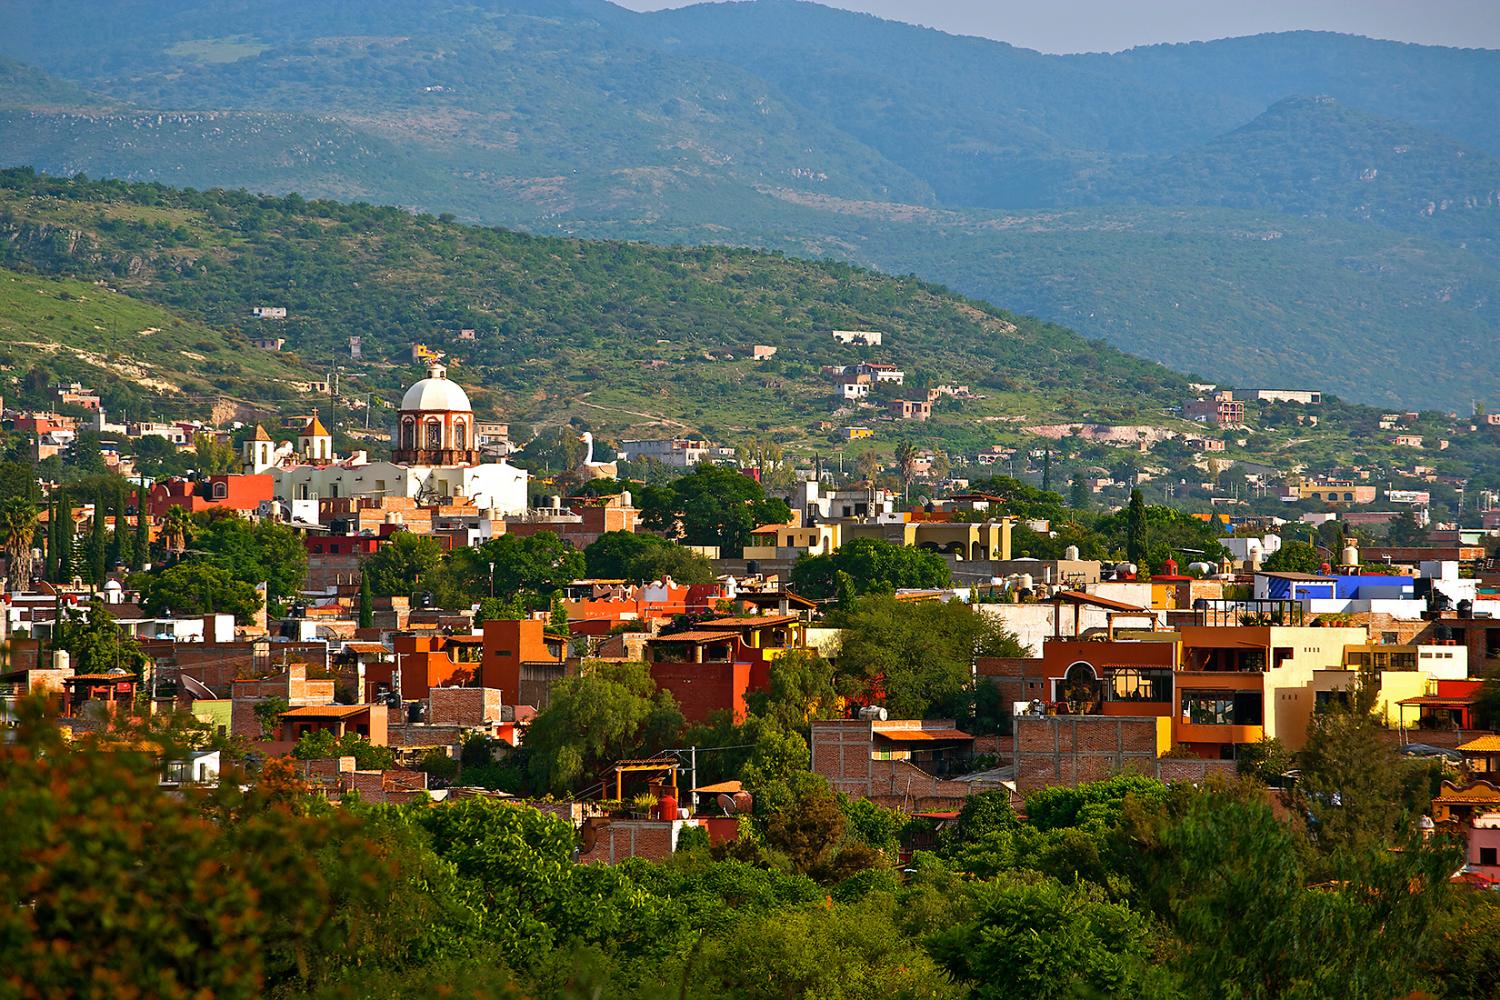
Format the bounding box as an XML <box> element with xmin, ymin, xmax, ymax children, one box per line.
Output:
<box><xmin>401</xmin><ymin>364</ymin><xmax>472</xmax><ymax>413</ymax></box>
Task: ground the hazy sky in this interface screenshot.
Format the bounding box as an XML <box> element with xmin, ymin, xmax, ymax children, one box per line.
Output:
<box><xmin>614</xmin><ymin>0</ymin><xmax>1500</xmax><ymax>53</ymax></box>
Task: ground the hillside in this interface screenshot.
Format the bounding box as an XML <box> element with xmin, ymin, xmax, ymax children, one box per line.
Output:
<box><xmin>0</xmin><ymin>170</ymin><xmax>1187</xmax><ymax>452</ymax></box>
<box><xmin>0</xmin><ymin>266</ymin><xmax>321</xmax><ymax>415</ymax></box>
<box><xmin>0</xmin><ymin>1</ymin><xmax>1496</xmax><ymax>407</ymax></box>
<box><xmin>1089</xmin><ymin>96</ymin><xmax>1500</xmax><ymax>255</ymax></box>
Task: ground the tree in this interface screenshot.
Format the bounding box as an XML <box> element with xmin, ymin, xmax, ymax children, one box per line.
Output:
<box><xmin>1292</xmin><ymin>673</ymin><xmax>1429</xmax><ymax>855</ymax></box>
<box><xmin>854</xmin><ymin>449</ymin><xmax>881</xmax><ymax>484</ymax></box>
<box><xmin>106</xmin><ymin>489</ymin><xmax>125</xmax><ymax>570</ymax></box>
<box><xmin>465</xmin><ymin>531</ymin><xmax>585</xmax><ymax>609</ymax></box>
<box><xmin>53</xmin><ymin>599</ymin><xmax>147</xmax><ymax>677</ymax></box>
<box><xmin>639</xmin><ymin>464</ymin><xmax>791</xmax><ymax>553</ymax></box>
<box><xmin>292</xmin><ymin>730</ymin><xmax>397</xmax><ymax>770</ymax></box>
<box><xmin>53</xmin><ymin>490</ymin><xmax>74</xmax><ymax>582</ymax></box>
<box><xmin>789</xmin><ymin>537</ymin><xmax>950</xmax><ymax>599</ymax></box>
<box><xmin>523</xmin><ymin>661</ymin><xmax>684</xmax><ymax>795</ymax></box>
<box><xmin>253</xmin><ymin>696</ymin><xmax>289</xmax><ymax>740</ymax></box>
<box><xmin>831</xmin><ymin>596</ymin><xmax>1026</xmax><ymax>718</ymax></box>
<box><xmin>192</xmin><ymin>513</ymin><xmax>308</xmax><ymax>613</ymax></box>
<box><xmin>358</xmin><ymin>571</ymin><xmax>374</xmax><ymax>629</ymax></box>
<box><xmin>1386</xmin><ymin>511</ymin><xmax>1428</xmax><ymax>546</ymax></box>
<box><xmin>131</xmin><ymin>488</ymin><xmax>148</xmax><ymax>571</ymax></box>
<box><xmin>929</xmin><ymin>877</ymin><xmax>1174</xmax><ymax>1000</ymax></box>
<box><xmin>0</xmin><ymin>497</ymin><xmax>39</xmax><ymax>587</ymax></box>
<box><xmin>192</xmin><ymin>433</ymin><xmax>238</xmax><ymax>475</ymax></box>
<box><xmin>1041</xmin><ymin>448</ymin><xmax>1052</xmax><ymax>493</ymax></box>
<box><xmin>362</xmin><ymin>531</ymin><xmax>443</xmax><ymax>599</ymax></box>
<box><xmin>1262</xmin><ymin>539</ymin><xmax>1323</xmax><ymax>574</ymax></box>
<box><xmin>1125</xmin><ymin>488</ymin><xmax>1147</xmax><ymax>566</ymax></box>
<box><xmin>583</xmin><ymin>530</ymin><xmax>715</xmax><ymax>585</ymax></box>
<box><xmin>745</xmin><ymin>649</ymin><xmax>840</xmax><ymax>730</ymax></box>
<box><xmin>158</xmin><ymin>505</ymin><xmax>193</xmax><ymax>556</ymax></box>
<box><xmin>142</xmin><ymin>563</ymin><xmax>261</xmax><ymax>622</ymax></box>
<box><xmin>894</xmin><ymin>440</ymin><xmax>919</xmax><ymax>499</ymax></box>
<box><xmin>85</xmin><ymin>500</ymin><xmax>107</xmax><ymax>586</ymax></box>
<box><xmin>1068</xmin><ymin>473</ymin><xmax>1092</xmax><ymax>512</ymax></box>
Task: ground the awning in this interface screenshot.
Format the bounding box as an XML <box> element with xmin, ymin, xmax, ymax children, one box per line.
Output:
<box><xmin>876</xmin><ymin>728</ymin><xmax>973</xmax><ymax>742</ymax></box>
<box><xmin>691</xmin><ymin>780</ymin><xmax>744</xmax><ymax>794</ymax></box>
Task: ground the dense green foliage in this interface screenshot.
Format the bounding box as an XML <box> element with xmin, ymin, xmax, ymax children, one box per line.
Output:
<box><xmin>790</xmin><ymin>536</ymin><xmax>951</xmax><ymax>599</ymax></box>
<box><xmin>584</xmin><ymin>530</ymin><xmax>715</xmax><ymax>585</ymax></box>
<box><xmin>4</xmin><ymin>691</ymin><xmax>1490</xmax><ymax>1000</ymax></box>
<box><xmin>639</xmin><ymin>465</ymin><xmax>793</xmax><ymax>554</ymax></box>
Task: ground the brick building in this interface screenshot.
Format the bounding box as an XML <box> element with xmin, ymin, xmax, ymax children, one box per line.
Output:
<box><xmin>1012</xmin><ymin>715</ymin><xmax>1237</xmax><ymax>793</ymax></box>
<box><xmin>810</xmin><ymin>719</ymin><xmax>1012</xmax><ymax>812</ymax></box>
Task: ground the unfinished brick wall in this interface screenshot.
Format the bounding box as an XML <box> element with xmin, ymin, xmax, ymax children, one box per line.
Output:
<box><xmin>810</xmin><ymin>720</ymin><xmax>1014</xmax><ymax>812</ymax></box>
<box><xmin>576</xmin><ymin>818</ymin><xmax>691</xmax><ymax>864</ymax></box>
<box><xmin>1014</xmin><ymin>716</ymin><xmax>1163</xmax><ymax>793</ymax></box>
<box><xmin>386</xmin><ymin>723</ymin><xmax>470</xmax><ymax>750</ymax></box>
<box><xmin>428</xmin><ymin>686</ymin><xmax>503</xmax><ymax>727</ymax></box>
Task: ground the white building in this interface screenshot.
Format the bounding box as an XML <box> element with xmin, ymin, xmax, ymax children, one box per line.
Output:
<box><xmin>619</xmin><ymin>437</ymin><xmax>715</xmax><ymax>468</ymax></box>
<box><xmin>831</xmin><ymin>330</ymin><xmax>883</xmax><ymax>347</ymax></box>
<box><xmin>251</xmin><ymin>365</ymin><xmax>529</xmax><ymax>514</ymax></box>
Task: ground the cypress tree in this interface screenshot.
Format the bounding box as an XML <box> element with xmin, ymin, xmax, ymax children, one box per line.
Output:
<box><xmin>358</xmin><ymin>570</ymin><xmax>374</xmax><ymax>629</ymax></box>
<box><xmin>1041</xmin><ymin>448</ymin><xmax>1052</xmax><ymax>494</ymax></box>
<box><xmin>107</xmin><ymin>487</ymin><xmax>125</xmax><ymax>570</ymax></box>
<box><xmin>54</xmin><ymin>491</ymin><xmax>74</xmax><ymax>583</ymax></box>
<box><xmin>1068</xmin><ymin>473</ymin><xmax>1090</xmax><ymax>512</ymax></box>
<box><xmin>87</xmin><ymin>495</ymin><xmax>107</xmax><ymax>587</ymax></box>
<box><xmin>131</xmin><ymin>487</ymin><xmax>148</xmax><ymax>571</ymax></box>
<box><xmin>43</xmin><ymin>494</ymin><xmax>57</xmax><ymax>582</ymax></box>
<box><xmin>1125</xmin><ymin>488</ymin><xmax>1148</xmax><ymax>567</ymax></box>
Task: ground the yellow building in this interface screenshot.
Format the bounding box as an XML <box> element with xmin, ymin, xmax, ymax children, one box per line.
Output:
<box><xmin>842</xmin><ymin>519</ymin><xmax>1014</xmax><ymax>562</ymax></box>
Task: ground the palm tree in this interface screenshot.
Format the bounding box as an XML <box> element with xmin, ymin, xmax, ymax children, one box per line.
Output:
<box><xmin>160</xmin><ymin>506</ymin><xmax>194</xmax><ymax>557</ymax></box>
<box><xmin>894</xmin><ymin>440</ymin><xmax>919</xmax><ymax>502</ymax></box>
<box><xmin>0</xmin><ymin>499</ymin><xmax>39</xmax><ymax>588</ymax></box>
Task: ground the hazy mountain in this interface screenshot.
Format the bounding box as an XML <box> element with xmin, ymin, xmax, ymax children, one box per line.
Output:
<box><xmin>0</xmin><ymin>0</ymin><xmax>1495</xmax><ymax>407</ymax></box>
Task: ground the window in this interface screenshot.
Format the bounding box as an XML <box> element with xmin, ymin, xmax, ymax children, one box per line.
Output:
<box><xmin>1391</xmin><ymin>652</ymin><xmax>1417</xmax><ymax>670</ymax></box>
<box><xmin>454</xmin><ymin>421</ymin><xmax>466</xmax><ymax>449</ymax></box>
<box><xmin>401</xmin><ymin>420</ymin><xmax>416</xmax><ymax>449</ymax></box>
<box><xmin>1105</xmin><ymin>667</ymin><xmax>1172</xmax><ymax>702</ymax></box>
<box><xmin>426</xmin><ymin>420</ymin><xmax>442</xmax><ymax>449</ymax></box>
<box><xmin>1481</xmin><ymin>847</ymin><xmax>1497</xmax><ymax>867</ymax></box>
<box><xmin>1273</xmin><ymin>646</ymin><xmax>1293</xmax><ymax>668</ymax></box>
<box><xmin>1181</xmin><ymin>690</ymin><xmax>1263</xmax><ymax>726</ymax></box>
<box><xmin>211</xmin><ymin>482</ymin><xmax>227</xmax><ymax>499</ymax></box>
<box><xmin>1344</xmin><ymin>493</ymin><xmax>1354</xmax><ymax>502</ymax></box>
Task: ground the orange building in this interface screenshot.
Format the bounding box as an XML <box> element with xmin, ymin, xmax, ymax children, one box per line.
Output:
<box><xmin>480</xmin><ymin>619</ymin><xmax>569</xmax><ymax>708</ymax></box>
<box><xmin>367</xmin><ymin>634</ymin><xmax>486</xmax><ymax>701</ymax></box>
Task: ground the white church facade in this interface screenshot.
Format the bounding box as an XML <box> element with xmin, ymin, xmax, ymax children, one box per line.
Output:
<box><xmin>245</xmin><ymin>365</ymin><xmax>528</xmax><ymax>514</ymax></box>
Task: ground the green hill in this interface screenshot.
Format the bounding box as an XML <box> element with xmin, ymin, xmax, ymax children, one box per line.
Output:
<box><xmin>0</xmin><ymin>169</ymin><xmax>1187</xmax><ymax>452</ymax></box>
<box><xmin>0</xmin><ymin>266</ymin><xmax>321</xmax><ymax>416</ymax></box>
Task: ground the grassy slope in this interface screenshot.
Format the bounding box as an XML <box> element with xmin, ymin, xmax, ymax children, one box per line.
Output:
<box><xmin>0</xmin><ymin>267</ymin><xmax>319</xmax><ymax>405</ymax></box>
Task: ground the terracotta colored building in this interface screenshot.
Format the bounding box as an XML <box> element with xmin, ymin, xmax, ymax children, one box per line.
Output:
<box><xmin>480</xmin><ymin>619</ymin><xmax>569</xmax><ymax>708</ymax></box>
<box><xmin>149</xmin><ymin>475</ymin><xmax>275</xmax><ymax>518</ymax></box>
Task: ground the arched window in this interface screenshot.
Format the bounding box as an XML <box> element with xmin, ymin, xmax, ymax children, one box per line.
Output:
<box><xmin>211</xmin><ymin>482</ymin><xmax>227</xmax><ymax>499</ymax></box>
<box><xmin>426</xmin><ymin>419</ymin><xmax>442</xmax><ymax>450</ymax></box>
<box><xmin>1344</xmin><ymin>492</ymin><xmax>1354</xmax><ymax>502</ymax></box>
<box><xmin>453</xmin><ymin>421</ymin><xmax>466</xmax><ymax>449</ymax></box>
<box><xmin>401</xmin><ymin>419</ymin><xmax>416</xmax><ymax>449</ymax></box>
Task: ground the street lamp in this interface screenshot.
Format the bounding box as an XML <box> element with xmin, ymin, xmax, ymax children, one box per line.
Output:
<box><xmin>488</xmin><ymin>561</ymin><xmax>495</xmax><ymax>598</ymax></box>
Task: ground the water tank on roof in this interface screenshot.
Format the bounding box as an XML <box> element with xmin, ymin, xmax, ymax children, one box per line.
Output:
<box><xmin>1458</xmin><ymin>599</ymin><xmax>1474</xmax><ymax>619</ymax></box>
<box><xmin>52</xmin><ymin>650</ymin><xmax>70</xmax><ymax>672</ymax></box>
<box><xmin>1064</xmin><ymin>545</ymin><xmax>1080</xmax><ymax>561</ymax></box>
<box><xmin>1188</xmin><ymin>562</ymin><xmax>1215</xmax><ymax>577</ymax></box>
<box><xmin>858</xmin><ymin>705</ymin><xmax>889</xmax><ymax>721</ymax></box>
<box><xmin>1342</xmin><ymin>542</ymin><xmax>1360</xmax><ymax>568</ymax></box>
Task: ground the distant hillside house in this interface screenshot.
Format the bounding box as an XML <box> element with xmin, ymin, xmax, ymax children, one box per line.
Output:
<box><xmin>620</xmin><ymin>437</ymin><xmax>720</xmax><ymax>468</ymax></box>
<box><xmin>1252</xmin><ymin>389</ymin><xmax>1321</xmax><ymax>405</ymax></box>
<box><xmin>886</xmin><ymin>399</ymin><xmax>932</xmax><ymax>421</ymax></box>
<box><xmin>1184</xmin><ymin>391</ymin><xmax>1245</xmax><ymax>428</ymax></box>
<box><xmin>457</xmin><ymin>328</ymin><xmax>477</xmax><ymax>341</ymax></box>
<box><xmin>843</xmin><ymin>426</ymin><xmax>874</xmax><ymax>441</ymax></box>
<box><xmin>855</xmin><ymin>362</ymin><xmax>905</xmax><ymax>384</ymax></box>
<box><xmin>839</xmin><ymin>375</ymin><xmax>872</xmax><ymax>400</ymax></box>
<box><xmin>752</xmin><ymin>345</ymin><xmax>778</xmax><ymax>360</ymax></box>
<box><xmin>252</xmin><ymin>306</ymin><xmax>287</xmax><ymax>320</ymax></box>
<box><xmin>55</xmin><ymin>382</ymin><xmax>101</xmax><ymax>410</ymax></box>
<box><xmin>251</xmin><ymin>336</ymin><xmax>285</xmax><ymax>352</ymax></box>
<box><xmin>831</xmin><ymin>330</ymin><xmax>883</xmax><ymax>347</ymax></box>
